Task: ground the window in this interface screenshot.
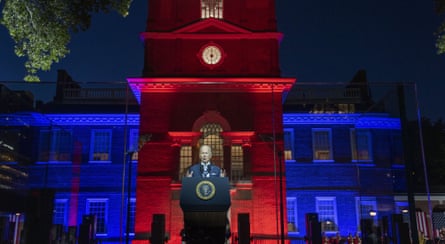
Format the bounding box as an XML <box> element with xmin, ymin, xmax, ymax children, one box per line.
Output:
<box><xmin>350</xmin><ymin>129</ymin><xmax>372</xmax><ymax>162</ymax></box>
<box><xmin>90</xmin><ymin>130</ymin><xmax>112</xmax><ymax>162</ymax></box>
<box><xmin>287</xmin><ymin>197</ymin><xmax>298</xmax><ymax>232</ymax></box>
<box><xmin>128</xmin><ymin>198</ymin><xmax>136</xmax><ymax>235</ymax></box>
<box><xmin>39</xmin><ymin>129</ymin><xmax>72</xmax><ymax>162</ymax></box>
<box><xmin>231</xmin><ymin>145</ymin><xmax>243</xmax><ymax>180</ymax></box>
<box><xmin>200</xmin><ymin>123</ymin><xmax>224</xmax><ymax>167</ymax></box>
<box><xmin>86</xmin><ymin>199</ymin><xmax>108</xmax><ymax>235</ymax></box>
<box><xmin>284</xmin><ymin>129</ymin><xmax>294</xmax><ymax>161</ymax></box>
<box><xmin>53</xmin><ymin>199</ymin><xmax>68</xmax><ymax>226</ymax></box>
<box><xmin>390</xmin><ymin>133</ymin><xmax>404</xmax><ymax>164</ymax></box>
<box><xmin>129</xmin><ymin>129</ymin><xmax>139</xmax><ymax>161</ymax></box>
<box><xmin>316</xmin><ymin>197</ymin><xmax>338</xmax><ymax>232</ymax></box>
<box><xmin>312</xmin><ymin>129</ymin><xmax>333</xmax><ymax>161</ymax></box>
<box><xmin>51</xmin><ymin>129</ymin><xmax>73</xmax><ymax>162</ymax></box>
<box><xmin>38</xmin><ymin>130</ymin><xmax>50</xmax><ymax>161</ymax></box>
<box><xmin>179</xmin><ymin>145</ymin><xmax>192</xmax><ymax>179</ymax></box>
<box><xmin>201</xmin><ymin>0</ymin><xmax>223</xmax><ymax>19</ymax></box>
<box><xmin>338</xmin><ymin>104</ymin><xmax>355</xmax><ymax>113</ymax></box>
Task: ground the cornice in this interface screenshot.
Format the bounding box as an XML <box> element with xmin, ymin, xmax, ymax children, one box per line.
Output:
<box><xmin>140</xmin><ymin>18</ymin><xmax>283</xmax><ymax>41</ymax></box>
<box><xmin>172</xmin><ymin>18</ymin><xmax>251</xmax><ymax>34</ymax></box>
<box><xmin>140</xmin><ymin>32</ymin><xmax>283</xmax><ymax>41</ymax></box>
<box><xmin>127</xmin><ymin>77</ymin><xmax>295</xmax><ymax>102</ymax></box>
<box><xmin>0</xmin><ymin>113</ymin><xmax>140</xmax><ymax>126</ymax></box>
<box><xmin>46</xmin><ymin>114</ymin><xmax>140</xmax><ymax>126</ymax></box>
<box><xmin>283</xmin><ymin>113</ymin><xmax>401</xmax><ymax>129</ymax></box>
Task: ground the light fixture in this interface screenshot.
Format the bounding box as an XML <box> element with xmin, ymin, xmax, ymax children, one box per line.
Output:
<box><xmin>369</xmin><ymin>210</ymin><xmax>377</xmax><ymax>217</ymax></box>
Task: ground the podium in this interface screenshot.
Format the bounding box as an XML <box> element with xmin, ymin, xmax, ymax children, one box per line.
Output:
<box><xmin>180</xmin><ymin>177</ymin><xmax>231</xmax><ymax>243</ymax></box>
<box><xmin>180</xmin><ymin>177</ymin><xmax>230</xmax><ymax>210</ymax></box>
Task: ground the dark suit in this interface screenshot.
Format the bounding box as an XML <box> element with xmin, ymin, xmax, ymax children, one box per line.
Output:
<box><xmin>188</xmin><ymin>162</ymin><xmax>221</xmax><ymax>178</ymax></box>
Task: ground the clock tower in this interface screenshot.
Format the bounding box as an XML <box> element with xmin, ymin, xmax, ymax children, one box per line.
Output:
<box><xmin>128</xmin><ymin>0</ymin><xmax>295</xmax><ymax>243</ymax></box>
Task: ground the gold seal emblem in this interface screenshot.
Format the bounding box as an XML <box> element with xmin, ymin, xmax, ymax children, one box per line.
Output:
<box><xmin>196</xmin><ymin>180</ymin><xmax>216</xmax><ymax>200</ymax></box>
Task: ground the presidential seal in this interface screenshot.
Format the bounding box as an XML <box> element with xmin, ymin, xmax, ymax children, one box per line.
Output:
<box><xmin>196</xmin><ymin>180</ymin><xmax>216</xmax><ymax>200</ymax></box>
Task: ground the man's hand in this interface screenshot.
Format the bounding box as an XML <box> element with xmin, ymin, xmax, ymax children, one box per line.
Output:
<box><xmin>186</xmin><ymin>170</ymin><xmax>193</xmax><ymax>177</ymax></box>
<box><xmin>220</xmin><ymin>168</ymin><xmax>226</xmax><ymax>177</ymax></box>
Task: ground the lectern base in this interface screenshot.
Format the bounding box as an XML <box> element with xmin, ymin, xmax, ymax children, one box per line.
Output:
<box><xmin>184</xmin><ymin>212</ymin><xmax>227</xmax><ymax>227</ymax></box>
<box><xmin>182</xmin><ymin>224</ymin><xmax>229</xmax><ymax>244</ymax></box>
<box><xmin>180</xmin><ymin>178</ymin><xmax>231</xmax><ymax>244</ymax></box>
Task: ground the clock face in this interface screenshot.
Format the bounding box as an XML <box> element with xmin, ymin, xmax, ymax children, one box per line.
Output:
<box><xmin>201</xmin><ymin>45</ymin><xmax>222</xmax><ymax>65</ymax></box>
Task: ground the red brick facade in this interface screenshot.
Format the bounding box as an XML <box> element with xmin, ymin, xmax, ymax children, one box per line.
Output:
<box><xmin>128</xmin><ymin>1</ymin><xmax>295</xmax><ymax>242</ymax></box>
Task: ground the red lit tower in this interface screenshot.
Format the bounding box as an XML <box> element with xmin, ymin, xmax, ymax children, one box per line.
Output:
<box><xmin>128</xmin><ymin>0</ymin><xmax>295</xmax><ymax>243</ymax></box>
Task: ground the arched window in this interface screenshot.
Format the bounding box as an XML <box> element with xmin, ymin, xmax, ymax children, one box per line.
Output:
<box><xmin>200</xmin><ymin>123</ymin><xmax>224</xmax><ymax>167</ymax></box>
<box><xmin>180</xmin><ymin>111</ymin><xmax>249</xmax><ymax>180</ymax></box>
<box><xmin>201</xmin><ymin>0</ymin><xmax>223</xmax><ymax>19</ymax></box>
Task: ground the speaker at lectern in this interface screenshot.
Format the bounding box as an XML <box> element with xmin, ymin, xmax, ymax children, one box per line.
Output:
<box><xmin>180</xmin><ymin>177</ymin><xmax>231</xmax><ymax>227</ymax></box>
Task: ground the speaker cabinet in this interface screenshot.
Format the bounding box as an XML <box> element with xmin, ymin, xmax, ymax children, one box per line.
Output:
<box><xmin>150</xmin><ymin>214</ymin><xmax>165</xmax><ymax>244</ymax></box>
<box><xmin>79</xmin><ymin>214</ymin><xmax>96</xmax><ymax>244</ymax></box>
<box><xmin>305</xmin><ymin>213</ymin><xmax>321</xmax><ymax>244</ymax></box>
<box><xmin>238</xmin><ymin>213</ymin><xmax>250</xmax><ymax>244</ymax></box>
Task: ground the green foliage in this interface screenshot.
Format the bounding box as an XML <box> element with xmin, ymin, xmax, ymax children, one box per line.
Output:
<box><xmin>435</xmin><ymin>0</ymin><xmax>445</xmax><ymax>54</ymax></box>
<box><xmin>0</xmin><ymin>0</ymin><xmax>132</xmax><ymax>82</ymax></box>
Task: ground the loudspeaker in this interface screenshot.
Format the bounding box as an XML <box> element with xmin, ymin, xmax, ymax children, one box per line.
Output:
<box><xmin>399</xmin><ymin>222</ymin><xmax>410</xmax><ymax>244</ymax></box>
<box><xmin>305</xmin><ymin>213</ymin><xmax>318</xmax><ymax>223</ymax></box>
<box><xmin>305</xmin><ymin>213</ymin><xmax>321</xmax><ymax>244</ymax></box>
<box><xmin>79</xmin><ymin>214</ymin><xmax>96</xmax><ymax>244</ymax></box>
<box><xmin>238</xmin><ymin>213</ymin><xmax>250</xmax><ymax>244</ymax></box>
<box><xmin>78</xmin><ymin>223</ymin><xmax>93</xmax><ymax>244</ymax></box>
<box><xmin>391</xmin><ymin>213</ymin><xmax>403</xmax><ymax>223</ymax></box>
<box><xmin>150</xmin><ymin>214</ymin><xmax>165</xmax><ymax>244</ymax></box>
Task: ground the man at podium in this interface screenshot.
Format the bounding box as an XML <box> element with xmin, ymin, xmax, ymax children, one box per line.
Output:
<box><xmin>181</xmin><ymin>145</ymin><xmax>231</xmax><ymax>244</ymax></box>
<box><xmin>186</xmin><ymin>145</ymin><xmax>225</xmax><ymax>178</ymax></box>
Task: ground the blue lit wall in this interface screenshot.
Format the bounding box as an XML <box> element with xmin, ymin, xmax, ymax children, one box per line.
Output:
<box><xmin>12</xmin><ymin>112</ymin><xmax>405</xmax><ymax>242</ymax></box>
<box><xmin>284</xmin><ymin>113</ymin><xmax>405</xmax><ymax>239</ymax></box>
<box><xmin>24</xmin><ymin>113</ymin><xmax>139</xmax><ymax>243</ymax></box>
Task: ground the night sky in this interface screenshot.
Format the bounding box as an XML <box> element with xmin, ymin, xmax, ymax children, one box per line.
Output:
<box><xmin>0</xmin><ymin>0</ymin><xmax>444</xmax><ymax>119</ymax></box>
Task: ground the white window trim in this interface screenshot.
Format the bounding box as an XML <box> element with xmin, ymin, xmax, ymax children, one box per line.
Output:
<box><xmin>86</xmin><ymin>198</ymin><xmax>109</xmax><ymax>236</ymax></box>
<box><xmin>286</xmin><ymin>197</ymin><xmax>299</xmax><ymax>233</ymax></box>
<box><xmin>38</xmin><ymin>129</ymin><xmax>73</xmax><ymax>164</ymax></box>
<box><xmin>89</xmin><ymin>129</ymin><xmax>112</xmax><ymax>163</ymax></box>
<box><xmin>129</xmin><ymin>128</ymin><xmax>139</xmax><ymax>163</ymax></box>
<box><xmin>284</xmin><ymin>128</ymin><xmax>295</xmax><ymax>162</ymax></box>
<box><xmin>350</xmin><ymin>128</ymin><xmax>373</xmax><ymax>163</ymax></box>
<box><xmin>129</xmin><ymin>198</ymin><xmax>136</xmax><ymax>236</ymax></box>
<box><xmin>312</xmin><ymin>128</ymin><xmax>334</xmax><ymax>163</ymax></box>
<box><xmin>48</xmin><ymin>129</ymin><xmax>73</xmax><ymax>164</ymax></box>
<box><xmin>53</xmin><ymin>198</ymin><xmax>69</xmax><ymax>227</ymax></box>
<box><xmin>315</xmin><ymin>196</ymin><xmax>338</xmax><ymax>234</ymax></box>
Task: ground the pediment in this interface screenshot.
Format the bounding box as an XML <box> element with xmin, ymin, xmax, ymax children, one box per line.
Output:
<box><xmin>173</xmin><ymin>18</ymin><xmax>252</xmax><ymax>34</ymax></box>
